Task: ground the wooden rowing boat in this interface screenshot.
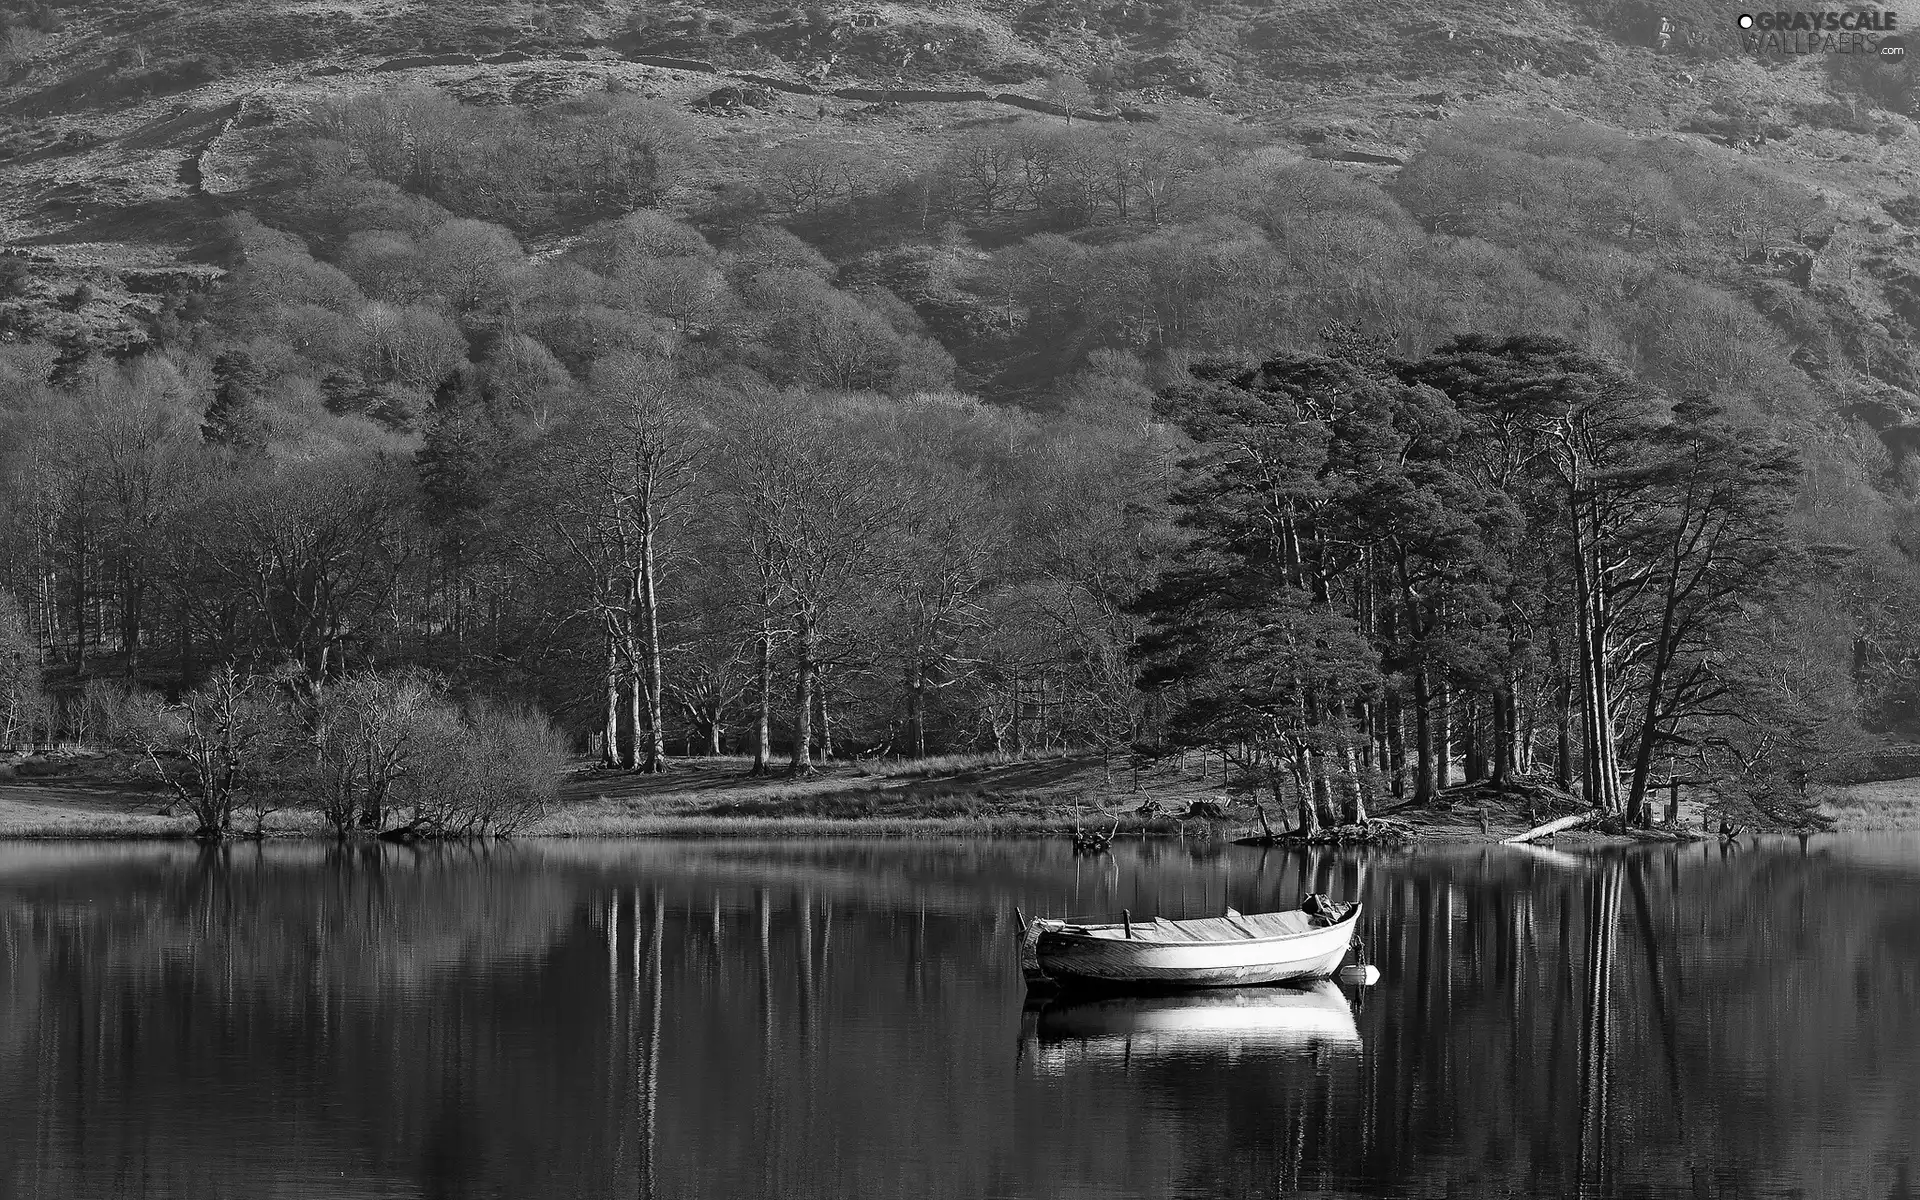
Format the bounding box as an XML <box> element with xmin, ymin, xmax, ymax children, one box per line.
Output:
<box><xmin>1030</xmin><ymin>905</ymin><xmax>1362</xmax><ymax>989</ymax></box>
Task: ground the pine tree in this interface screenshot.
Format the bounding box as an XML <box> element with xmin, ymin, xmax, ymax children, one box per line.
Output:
<box><xmin>1613</xmin><ymin>393</ymin><xmax>1800</xmax><ymax>822</ymax></box>
<box><xmin>1134</xmin><ymin>356</ymin><xmax>1394</xmax><ymax>830</ymax></box>
<box><xmin>320</xmin><ymin>370</ymin><xmax>367</xmax><ymax>416</ymax></box>
<box><xmin>202</xmin><ymin>349</ymin><xmax>266</xmax><ymax>449</ymax></box>
<box><xmin>417</xmin><ymin>370</ymin><xmax>497</xmax><ymax>527</ymax></box>
<box><xmin>416</xmin><ymin>369</ymin><xmax>502</xmax><ymax>650</ymax></box>
<box><xmin>1402</xmin><ymin>334</ymin><xmax>1666</xmax><ymax>816</ymax></box>
<box><xmin>47</xmin><ymin>333</ymin><xmax>93</xmax><ymax>390</ymax></box>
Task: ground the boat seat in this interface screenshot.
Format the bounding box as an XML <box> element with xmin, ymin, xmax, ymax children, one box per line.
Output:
<box><xmin>1083</xmin><ymin>910</ymin><xmax>1317</xmax><ymax>942</ymax></box>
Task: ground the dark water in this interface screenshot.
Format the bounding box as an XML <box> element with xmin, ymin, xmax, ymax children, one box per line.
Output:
<box><xmin>2</xmin><ymin>836</ymin><xmax>1918</xmax><ymax>1200</ymax></box>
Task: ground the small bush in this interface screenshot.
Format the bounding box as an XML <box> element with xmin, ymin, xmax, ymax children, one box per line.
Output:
<box><xmin>307</xmin><ymin>670</ymin><xmax>565</xmax><ymax>838</ymax></box>
<box><xmin>1793</xmin><ymin>101</ymin><xmax>1879</xmax><ymax>135</ymax></box>
<box><xmin>127</xmin><ymin>668</ymin><xmax>302</xmax><ymax>839</ymax></box>
<box><xmin>412</xmin><ymin>702</ymin><xmax>566</xmax><ymax>836</ymax></box>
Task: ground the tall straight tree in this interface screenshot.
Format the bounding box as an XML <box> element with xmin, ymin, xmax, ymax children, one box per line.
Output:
<box><xmin>201</xmin><ymin>349</ymin><xmax>267</xmax><ymax>451</ymax></box>
<box><xmin>721</xmin><ymin>392</ymin><xmax>904</xmax><ymax>777</ymax></box>
<box><xmin>588</xmin><ymin>356</ymin><xmax>703</xmax><ymax>773</ymax></box>
<box><xmin>1614</xmin><ymin>395</ymin><xmax>1799</xmax><ymax>822</ymax></box>
<box><xmin>883</xmin><ymin>398</ymin><xmax>1012</xmax><ymax>758</ymax></box>
<box><xmin>416</xmin><ymin>367</ymin><xmax>504</xmax><ymax>653</ymax></box>
<box><xmin>507</xmin><ymin>357</ymin><xmax>703</xmax><ymax>772</ymax></box>
<box><xmin>1136</xmin><ymin>357</ymin><xmax>1396</xmax><ymax>828</ymax></box>
<box><xmin>1405</xmin><ymin>335</ymin><xmax>1668</xmax><ymax>816</ymax></box>
<box><xmin>81</xmin><ymin>366</ymin><xmax>201</xmax><ymax>682</ymax></box>
<box><xmin>1320</xmin><ymin>360</ymin><xmax>1509</xmax><ymax>805</ymax></box>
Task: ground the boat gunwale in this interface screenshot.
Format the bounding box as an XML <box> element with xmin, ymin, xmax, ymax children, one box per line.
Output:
<box><xmin>1033</xmin><ymin>905</ymin><xmax>1362</xmax><ymax>949</ymax></box>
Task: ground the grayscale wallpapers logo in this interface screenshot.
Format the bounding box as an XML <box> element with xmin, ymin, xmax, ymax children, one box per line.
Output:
<box><xmin>1737</xmin><ymin>10</ymin><xmax>1904</xmax><ymax>54</ymax></box>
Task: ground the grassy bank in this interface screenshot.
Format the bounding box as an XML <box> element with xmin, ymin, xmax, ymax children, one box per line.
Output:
<box><xmin>1820</xmin><ymin>780</ymin><xmax>1920</xmax><ymax>831</ymax></box>
<box><xmin>0</xmin><ymin>785</ymin><xmax>201</xmax><ymax>839</ymax></box>
<box><xmin>536</xmin><ymin>752</ymin><xmax>1250</xmax><ymax>839</ymax></box>
<box><xmin>0</xmin><ymin>750</ymin><xmax>1504</xmax><ymax>841</ymax></box>
<box><xmin>3</xmin><ymin>750</ymin><xmax>1889</xmax><ymax>841</ymax></box>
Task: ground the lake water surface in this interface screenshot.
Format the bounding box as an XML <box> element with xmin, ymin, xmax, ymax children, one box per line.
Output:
<box><xmin>2</xmin><ymin>836</ymin><xmax>1917</xmax><ymax>1199</ymax></box>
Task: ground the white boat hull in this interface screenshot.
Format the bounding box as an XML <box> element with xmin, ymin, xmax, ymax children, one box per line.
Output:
<box><xmin>1034</xmin><ymin>908</ymin><xmax>1360</xmax><ymax>989</ymax></box>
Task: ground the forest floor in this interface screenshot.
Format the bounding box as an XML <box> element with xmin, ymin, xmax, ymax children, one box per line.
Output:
<box><xmin>0</xmin><ymin>748</ymin><xmax>1758</xmax><ymax>842</ymax></box>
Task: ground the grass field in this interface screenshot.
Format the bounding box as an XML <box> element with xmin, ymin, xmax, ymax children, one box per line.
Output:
<box><xmin>1819</xmin><ymin>780</ymin><xmax>1920</xmax><ymax>831</ymax></box>
<box><xmin>0</xmin><ymin>785</ymin><xmax>193</xmax><ymax>838</ymax></box>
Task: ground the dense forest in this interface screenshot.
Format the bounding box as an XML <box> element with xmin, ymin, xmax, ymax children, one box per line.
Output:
<box><xmin>5</xmin><ymin>82</ymin><xmax>1920</xmax><ymax>836</ymax></box>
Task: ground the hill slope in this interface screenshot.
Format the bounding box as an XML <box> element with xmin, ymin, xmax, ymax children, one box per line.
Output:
<box><xmin>5</xmin><ymin>1</ymin><xmax>1920</xmax><ymax>384</ymax></box>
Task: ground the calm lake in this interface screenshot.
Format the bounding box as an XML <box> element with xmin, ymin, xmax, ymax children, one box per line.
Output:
<box><xmin>2</xmin><ymin>836</ymin><xmax>1917</xmax><ymax>1199</ymax></box>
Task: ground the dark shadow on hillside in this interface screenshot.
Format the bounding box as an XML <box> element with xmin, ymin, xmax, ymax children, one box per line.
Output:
<box><xmin>940</xmin><ymin>757</ymin><xmax>1098</xmax><ymax>791</ymax></box>
<box><xmin>16</xmin><ymin>195</ymin><xmax>228</xmax><ymax>255</ymax></box>
<box><xmin>118</xmin><ymin>104</ymin><xmax>233</xmax><ymax>152</ymax></box>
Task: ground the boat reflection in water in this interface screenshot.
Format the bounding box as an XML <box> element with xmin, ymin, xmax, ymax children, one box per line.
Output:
<box><xmin>1023</xmin><ymin>980</ymin><xmax>1360</xmax><ymax>1072</ymax></box>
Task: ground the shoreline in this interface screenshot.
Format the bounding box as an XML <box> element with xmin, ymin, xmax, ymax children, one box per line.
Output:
<box><xmin>0</xmin><ymin>796</ymin><xmax>1513</xmax><ymax>843</ymax></box>
<box><xmin>0</xmin><ymin>783</ymin><xmax>1576</xmax><ymax>844</ymax></box>
<box><xmin>2</xmin><ymin>752</ymin><xmax>1910</xmax><ymax>843</ymax></box>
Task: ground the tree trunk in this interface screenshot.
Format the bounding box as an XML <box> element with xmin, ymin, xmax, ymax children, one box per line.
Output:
<box><xmin>177</xmin><ymin>597</ymin><xmax>195</xmax><ymax>693</ymax></box>
<box><xmin>1491</xmin><ymin>684</ymin><xmax>1515</xmax><ymax>785</ymax></box>
<box><xmin>1386</xmin><ymin>690</ymin><xmax>1407</xmax><ymax>798</ymax></box>
<box><xmin>817</xmin><ymin>674</ymin><xmax>834</xmax><ymax>762</ymax></box>
<box><xmin>1463</xmin><ymin>695</ymin><xmax>1487</xmax><ymax>784</ymax></box>
<box><xmin>72</xmin><ymin>503</ymin><xmax>87</xmax><ymax>673</ymax></box>
<box><xmin>908</xmin><ymin>671</ymin><xmax>926</xmax><ymax>759</ymax></box>
<box><xmin>1516</xmin><ymin>685</ymin><xmax>1537</xmax><ymax>775</ymax></box>
<box><xmin>1573</xmin><ymin>491</ymin><xmax>1623</xmax><ymax>814</ymax></box>
<box><xmin>1578</xmin><ymin>602</ymin><xmax>1621</xmax><ymax>812</ymax></box>
<box><xmin>122</xmin><ymin>573</ymin><xmax>142</xmax><ymax>679</ymax></box>
<box><xmin>1436</xmin><ymin>683</ymin><xmax>1453</xmax><ymax>792</ymax></box>
<box><xmin>621</xmin><ymin>581</ymin><xmax>641</xmax><ymax>772</ymax></box>
<box><xmin>624</xmin><ymin>652</ymin><xmax>642</xmax><ymax>773</ymax></box>
<box><xmin>1308</xmin><ymin>749</ymin><xmax>1336</xmax><ymax>829</ymax></box>
<box><xmin>637</xmin><ymin>512</ymin><xmax>668</xmax><ymax>772</ymax></box>
<box><xmin>1295</xmin><ymin>762</ymin><xmax>1319</xmax><ymax>838</ymax></box>
<box><xmin>603</xmin><ymin>626</ymin><xmax>622</xmax><ymax>768</ymax></box>
<box><xmin>1554</xmin><ymin>640</ymin><xmax>1575</xmax><ymax>793</ymax></box>
<box><xmin>1343</xmin><ymin>735</ymin><xmax>1367</xmax><ymax>825</ymax></box>
<box><xmin>1627</xmin><ymin>564</ymin><xmax>1686</xmax><ymax>823</ymax></box>
<box><xmin>1010</xmin><ymin>669</ymin><xmax>1025</xmax><ymax>755</ymax></box>
<box><xmin>789</xmin><ymin>612</ymin><xmax>816</xmax><ymax>777</ymax></box>
<box><xmin>1503</xmin><ymin>810</ymin><xmax>1599</xmax><ymax>845</ymax></box>
<box><xmin>1412</xmin><ymin>666</ymin><xmax>1437</xmax><ymax>804</ymax></box>
<box><xmin>751</xmin><ymin>619</ymin><xmax>773</xmax><ymax>776</ymax></box>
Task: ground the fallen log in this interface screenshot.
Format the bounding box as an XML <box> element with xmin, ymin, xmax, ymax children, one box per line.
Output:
<box><xmin>1501</xmin><ymin>810</ymin><xmax>1600</xmax><ymax>845</ymax></box>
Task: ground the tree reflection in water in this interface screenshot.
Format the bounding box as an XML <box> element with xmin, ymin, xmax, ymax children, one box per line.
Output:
<box><xmin>1</xmin><ymin>837</ymin><xmax>1918</xmax><ymax>1199</ymax></box>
